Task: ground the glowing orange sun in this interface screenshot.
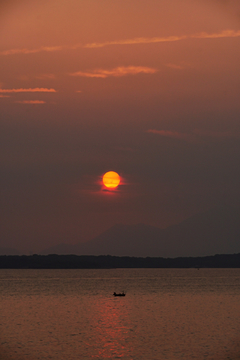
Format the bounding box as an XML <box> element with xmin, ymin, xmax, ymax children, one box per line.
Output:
<box><xmin>102</xmin><ymin>171</ymin><xmax>120</xmax><ymax>189</ymax></box>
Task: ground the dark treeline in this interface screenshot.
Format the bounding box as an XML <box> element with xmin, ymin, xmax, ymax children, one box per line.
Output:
<box><xmin>0</xmin><ymin>253</ymin><xmax>240</xmax><ymax>269</ymax></box>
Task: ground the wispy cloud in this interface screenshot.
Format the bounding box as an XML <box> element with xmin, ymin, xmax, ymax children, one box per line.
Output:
<box><xmin>84</xmin><ymin>35</ymin><xmax>186</xmax><ymax>48</ymax></box>
<box><xmin>1</xmin><ymin>30</ymin><xmax>240</xmax><ymax>56</ymax></box>
<box><xmin>147</xmin><ymin>130</ymin><xmax>194</xmax><ymax>142</ymax></box>
<box><xmin>0</xmin><ymin>46</ymin><xmax>63</xmax><ymax>56</ymax></box>
<box><xmin>84</xmin><ymin>29</ymin><xmax>240</xmax><ymax>49</ymax></box>
<box><xmin>192</xmin><ymin>29</ymin><xmax>240</xmax><ymax>39</ymax></box>
<box><xmin>70</xmin><ymin>66</ymin><xmax>157</xmax><ymax>78</ymax></box>
<box><xmin>0</xmin><ymin>88</ymin><xmax>56</xmax><ymax>93</ymax></box>
<box><xmin>15</xmin><ymin>100</ymin><xmax>46</xmax><ymax>104</ymax></box>
<box><xmin>0</xmin><ymin>94</ymin><xmax>10</xmax><ymax>98</ymax></box>
<box><xmin>147</xmin><ymin>129</ymin><xmax>240</xmax><ymax>142</ymax></box>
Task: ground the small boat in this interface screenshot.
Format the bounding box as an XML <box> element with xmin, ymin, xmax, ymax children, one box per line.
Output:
<box><xmin>113</xmin><ymin>292</ymin><xmax>125</xmax><ymax>297</ymax></box>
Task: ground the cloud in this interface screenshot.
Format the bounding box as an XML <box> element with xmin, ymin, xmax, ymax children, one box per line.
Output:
<box><xmin>84</xmin><ymin>35</ymin><xmax>187</xmax><ymax>48</ymax></box>
<box><xmin>70</xmin><ymin>66</ymin><xmax>157</xmax><ymax>78</ymax></box>
<box><xmin>147</xmin><ymin>129</ymin><xmax>240</xmax><ymax>142</ymax></box>
<box><xmin>1</xmin><ymin>30</ymin><xmax>240</xmax><ymax>56</ymax></box>
<box><xmin>15</xmin><ymin>100</ymin><xmax>46</xmax><ymax>104</ymax></box>
<box><xmin>84</xmin><ymin>29</ymin><xmax>240</xmax><ymax>49</ymax></box>
<box><xmin>0</xmin><ymin>45</ymin><xmax>63</xmax><ymax>56</ymax></box>
<box><xmin>0</xmin><ymin>94</ymin><xmax>10</xmax><ymax>98</ymax></box>
<box><xmin>192</xmin><ymin>29</ymin><xmax>240</xmax><ymax>39</ymax></box>
<box><xmin>0</xmin><ymin>88</ymin><xmax>57</xmax><ymax>93</ymax></box>
<box><xmin>147</xmin><ymin>130</ymin><xmax>195</xmax><ymax>142</ymax></box>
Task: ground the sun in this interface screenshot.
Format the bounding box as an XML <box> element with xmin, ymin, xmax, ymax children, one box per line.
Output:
<box><xmin>102</xmin><ymin>171</ymin><xmax>121</xmax><ymax>189</ymax></box>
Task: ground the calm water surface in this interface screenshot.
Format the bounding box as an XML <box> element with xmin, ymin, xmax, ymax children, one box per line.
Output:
<box><xmin>0</xmin><ymin>268</ymin><xmax>240</xmax><ymax>360</ymax></box>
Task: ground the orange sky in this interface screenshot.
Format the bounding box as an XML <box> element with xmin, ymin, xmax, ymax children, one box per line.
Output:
<box><xmin>1</xmin><ymin>0</ymin><xmax>240</xmax><ymax>253</ymax></box>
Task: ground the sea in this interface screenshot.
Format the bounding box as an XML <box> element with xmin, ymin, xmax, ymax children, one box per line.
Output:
<box><xmin>0</xmin><ymin>268</ymin><xmax>240</xmax><ymax>360</ymax></box>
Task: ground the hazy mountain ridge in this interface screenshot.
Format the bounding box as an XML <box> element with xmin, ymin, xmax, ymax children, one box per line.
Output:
<box><xmin>40</xmin><ymin>205</ymin><xmax>240</xmax><ymax>257</ymax></box>
<box><xmin>165</xmin><ymin>205</ymin><xmax>240</xmax><ymax>256</ymax></box>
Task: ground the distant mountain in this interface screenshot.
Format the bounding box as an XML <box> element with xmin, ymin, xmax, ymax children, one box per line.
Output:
<box><xmin>41</xmin><ymin>243</ymin><xmax>77</xmax><ymax>255</ymax></box>
<box><xmin>79</xmin><ymin>223</ymin><xmax>167</xmax><ymax>257</ymax></box>
<box><xmin>41</xmin><ymin>205</ymin><xmax>240</xmax><ymax>257</ymax></box>
<box><xmin>0</xmin><ymin>247</ymin><xmax>20</xmax><ymax>255</ymax></box>
<box><xmin>41</xmin><ymin>224</ymin><xmax>166</xmax><ymax>256</ymax></box>
<box><xmin>165</xmin><ymin>205</ymin><xmax>240</xmax><ymax>257</ymax></box>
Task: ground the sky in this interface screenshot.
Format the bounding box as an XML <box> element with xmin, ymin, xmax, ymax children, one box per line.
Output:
<box><xmin>1</xmin><ymin>0</ymin><xmax>240</xmax><ymax>253</ymax></box>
